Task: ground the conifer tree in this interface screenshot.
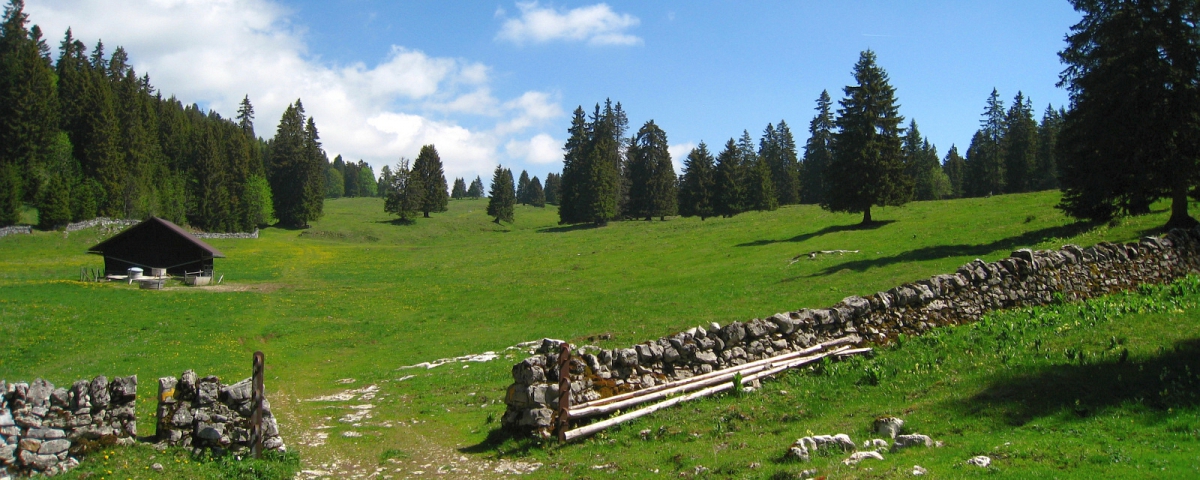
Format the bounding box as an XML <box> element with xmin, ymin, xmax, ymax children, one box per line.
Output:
<box><xmin>801</xmin><ymin>90</ymin><xmax>834</xmax><ymax>205</ymax></box>
<box><xmin>902</xmin><ymin>120</ymin><xmax>943</xmax><ymax>201</ymax></box>
<box><xmin>741</xmin><ymin>130</ymin><xmax>776</xmax><ymax>212</ymax></box>
<box><xmin>527</xmin><ymin>176</ymin><xmax>546</xmax><ymax>207</ymax></box>
<box><xmin>300</xmin><ymin>116</ymin><xmax>326</xmax><ymax>225</ymax></box>
<box><xmin>713</xmin><ymin>138</ymin><xmax>744</xmax><ymax>218</ymax></box>
<box><xmin>964</xmin><ymin>89</ymin><xmax>1007</xmax><ymax>197</ymax></box>
<box><xmin>516</xmin><ymin>169</ymin><xmax>531</xmax><ymax>204</ymax></box>
<box><xmin>268</xmin><ymin>101</ymin><xmax>307</xmax><ymax>226</ymax></box>
<box><xmin>412</xmin><ymin>144</ymin><xmax>448</xmax><ymax>217</ymax></box>
<box><xmin>487</xmin><ymin>165</ymin><xmax>515</xmax><ymax>223</ymax></box>
<box><xmin>384</xmin><ymin>158</ymin><xmax>423</xmax><ymax>222</ymax></box>
<box><xmin>824</xmin><ymin>50</ymin><xmax>909</xmax><ymax>224</ymax></box>
<box><xmin>557</xmin><ymin>107</ymin><xmax>587</xmax><ymax>223</ymax></box>
<box><xmin>543</xmin><ymin>172</ymin><xmax>561</xmax><ymax>205</ymax></box>
<box><xmin>1002</xmin><ymin>91</ymin><xmax>1038</xmax><ymax>193</ymax></box>
<box><xmin>467</xmin><ymin>175</ymin><xmax>484</xmax><ymax>198</ymax></box>
<box><xmin>625</xmin><ymin>120</ymin><xmax>676</xmax><ymax>220</ymax></box>
<box><xmin>678</xmin><ymin>141</ymin><xmax>715</xmax><ymax>220</ymax></box>
<box><xmin>0</xmin><ymin>163</ymin><xmax>19</xmax><ymax>225</ymax></box>
<box><xmin>760</xmin><ymin>122</ymin><xmax>799</xmax><ymax>205</ymax></box>
<box><xmin>451</xmin><ymin>177</ymin><xmax>467</xmax><ymax>199</ymax></box>
<box><xmin>36</xmin><ymin>173</ymin><xmax>69</xmax><ymax>229</ymax></box>
<box><xmin>236</xmin><ymin>95</ymin><xmax>255</xmax><ymax>139</ymax></box>
<box><xmin>1033</xmin><ymin>105</ymin><xmax>1063</xmax><ymax>190</ymax></box>
<box><xmin>355</xmin><ymin>161</ymin><xmax>377</xmax><ymax>196</ymax></box>
<box><xmin>377</xmin><ymin>165</ymin><xmax>395</xmax><ymax>198</ymax></box>
<box><xmin>0</xmin><ymin>0</ymin><xmax>58</xmax><ymax>208</ymax></box>
<box><xmin>942</xmin><ymin>145</ymin><xmax>966</xmax><ymax>198</ymax></box>
<box><xmin>325</xmin><ymin>165</ymin><xmax>344</xmax><ymax>198</ymax></box>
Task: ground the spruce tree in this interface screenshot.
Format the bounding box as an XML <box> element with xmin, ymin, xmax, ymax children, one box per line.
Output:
<box><xmin>0</xmin><ymin>0</ymin><xmax>57</xmax><ymax>207</ymax></box>
<box><xmin>626</xmin><ymin>120</ymin><xmax>676</xmax><ymax>220</ymax></box>
<box><xmin>557</xmin><ymin>107</ymin><xmax>588</xmax><ymax>223</ymax></box>
<box><xmin>467</xmin><ymin>175</ymin><xmax>484</xmax><ymax>198</ymax></box>
<box><xmin>451</xmin><ymin>177</ymin><xmax>467</xmax><ymax>199</ymax></box>
<box><xmin>1002</xmin><ymin>91</ymin><xmax>1038</xmax><ymax>193</ymax></box>
<box><xmin>964</xmin><ymin>89</ymin><xmax>1007</xmax><ymax>197</ymax></box>
<box><xmin>760</xmin><ymin>122</ymin><xmax>799</xmax><ymax>206</ymax></box>
<box><xmin>741</xmin><ymin>130</ymin><xmax>776</xmax><ymax>212</ymax></box>
<box><xmin>543</xmin><ymin>172</ymin><xmax>561</xmax><ymax>205</ymax></box>
<box><xmin>300</xmin><ymin>116</ymin><xmax>326</xmax><ymax>225</ymax></box>
<box><xmin>487</xmin><ymin>165</ymin><xmax>515</xmax><ymax>223</ymax></box>
<box><xmin>267</xmin><ymin>101</ymin><xmax>306</xmax><ymax>226</ymax></box>
<box><xmin>412</xmin><ymin>144</ymin><xmax>448</xmax><ymax>217</ymax></box>
<box><xmin>384</xmin><ymin>158</ymin><xmax>423</xmax><ymax>222</ymax></box>
<box><xmin>527</xmin><ymin>176</ymin><xmax>546</xmax><ymax>207</ymax></box>
<box><xmin>36</xmin><ymin>173</ymin><xmax>70</xmax><ymax>229</ymax></box>
<box><xmin>824</xmin><ymin>50</ymin><xmax>909</xmax><ymax>224</ymax></box>
<box><xmin>943</xmin><ymin>145</ymin><xmax>966</xmax><ymax>199</ymax></box>
<box><xmin>713</xmin><ymin>138</ymin><xmax>744</xmax><ymax>218</ymax></box>
<box><xmin>1033</xmin><ymin>105</ymin><xmax>1062</xmax><ymax>190</ymax></box>
<box><xmin>678</xmin><ymin>142</ymin><xmax>715</xmax><ymax>220</ymax></box>
<box><xmin>516</xmin><ymin>169</ymin><xmax>531</xmax><ymax>205</ymax></box>
<box><xmin>801</xmin><ymin>90</ymin><xmax>834</xmax><ymax>205</ymax></box>
<box><xmin>0</xmin><ymin>163</ymin><xmax>19</xmax><ymax>225</ymax></box>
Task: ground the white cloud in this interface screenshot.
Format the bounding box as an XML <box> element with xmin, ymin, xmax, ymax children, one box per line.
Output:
<box><xmin>668</xmin><ymin>142</ymin><xmax>696</xmax><ymax>174</ymax></box>
<box><xmin>506</xmin><ymin>133</ymin><xmax>562</xmax><ymax>165</ymax></box>
<box><xmin>496</xmin><ymin>2</ymin><xmax>641</xmax><ymax>46</ymax></box>
<box><xmin>26</xmin><ymin>0</ymin><xmax>562</xmax><ymax>184</ymax></box>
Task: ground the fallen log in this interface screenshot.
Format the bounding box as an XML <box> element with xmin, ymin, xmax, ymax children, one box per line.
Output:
<box><xmin>562</xmin><ymin>346</ymin><xmax>869</xmax><ymax>441</ymax></box>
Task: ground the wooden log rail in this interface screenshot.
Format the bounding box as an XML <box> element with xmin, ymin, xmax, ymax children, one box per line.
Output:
<box><xmin>559</xmin><ymin>337</ymin><xmax>871</xmax><ymax>442</ymax></box>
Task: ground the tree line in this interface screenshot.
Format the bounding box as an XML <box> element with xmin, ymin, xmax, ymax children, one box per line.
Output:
<box><xmin>0</xmin><ymin>1</ymin><xmax>330</xmax><ymax>230</ymax></box>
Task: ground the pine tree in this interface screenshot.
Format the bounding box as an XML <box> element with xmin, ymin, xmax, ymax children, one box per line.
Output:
<box><xmin>1002</xmin><ymin>91</ymin><xmax>1038</xmax><ymax>193</ymax></box>
<box><xmin>451</xmin><ymin>177</ymin><xmax>467</xmax><ymax>199</ymax></box>
<box><xmin>678</xmin><ymin>141</ymin><xmax>716</xmax><ymax>220</ymax></box>
<box><xmin>467</xmin><ymin>175</ymin><xmax>484</xmax><ymax>198</ymax></box>
<box><xmin>942</xmin><ymin>145</ymin><xmax>966</xmax><ymax>199</ymax></box>
<box><xmin>824</xmin><ymin>50</ymin><xmax>909</xmax><ymax>224</ymax></box>
<box><xmin>516</xmin><ymin>170</ymin><xmax>531</xmax><ymax>205</ymax></box>
<box><xmin>487</xmin><ymin>165</ymin><xmax>515</xmax><ymax>223</ymax></box>
<box><xmin>801</xmin><ymin>90</ymin><xmax>835</xmax><ymax>205</ymax></box>
<box><xmin>384</xmin><ymin>158</ymin><xmax>423</xmax><ymax>222</ymax></box>
<box><xmin>741</xmin><ymin>130</ymin><xmax>776</xmax><ymax>212</ymax></box>
<box><xmin>527</xmin><ymin>176</ymin><xmax>546</xmax><ymax>207</ymax></box>
<box><xmin>713</xmin><ymin>138</ymin><xmax>744</xmax><ymax>218</ymax></box>
<box><xmin>411</xmin><ymin>144</ymin><xmax>447</xmax><ymax>217</ymax></box>
<box><xmin>543</xmin><ymin>172</ymin><xmax>561</xmax><ymax>205</ymax></box>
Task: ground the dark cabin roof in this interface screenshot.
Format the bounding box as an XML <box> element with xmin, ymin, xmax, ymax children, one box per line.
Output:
<box><xmin>87</xmin><ymin>217</ymin><xmax>225</xmax><ymax>269</ymax></box>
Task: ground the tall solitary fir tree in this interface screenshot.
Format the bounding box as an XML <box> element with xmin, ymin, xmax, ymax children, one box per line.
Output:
<box><xmin>412</xmin><ymin>144</ymin><xmax>448</xmax><ymax>217</ymax></box>
<box><xmin>268</xmin><ymin>100</ymin><xmax>324</xmax><ymax>227</ymax></box>
<box><xmin>487</xmin><ymin>165</ymin><xmax>515</xmax><ymax>223</ymax></box>
<box><xmin>823</xmin><ymin>50</ymin><xmax>910</xmax><ymax>224</ymax></box>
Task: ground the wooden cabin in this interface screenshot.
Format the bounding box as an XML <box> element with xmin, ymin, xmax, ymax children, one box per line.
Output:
<box><xmin>87</xmin><ymin>217</ymin><xmax>225</xmax><ymax>276</ymax></box>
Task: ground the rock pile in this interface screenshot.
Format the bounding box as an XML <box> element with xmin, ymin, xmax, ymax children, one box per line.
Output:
<box><xmin>155</xmin><ymin>370</ymin><xmax>285</xmax><ymax>455</ymax></box>
<box><xmin>502</xmin><ymin>228</ymin><xmax>1200</xmax><ymax>434</ymax></box>
<box><xmin>0</xmin><ymin>376</ymin><xmax>138</xmax><ymax>477</ymax></box>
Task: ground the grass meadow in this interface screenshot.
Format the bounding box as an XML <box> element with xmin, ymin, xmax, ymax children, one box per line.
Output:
<box><xmin>2</xmin><ymin>191</ymin><xmax>1199</xmax><ymax>478</ymax></box>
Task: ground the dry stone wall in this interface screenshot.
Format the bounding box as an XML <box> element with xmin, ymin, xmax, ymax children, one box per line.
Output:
<box><xmin>502</xmin><ymin>227</ymin><xmax>1200</xmax><ymax>434</ymax></box>
<box><xmin>0</xmin><ymin>226</ymin><xmax>31</xmax><ymax>239</ymax></box>
<box><xmin>155</xmin><ymin>370</ymin><xmax>285</xmax><ymax>455</ymax></box>
<box><xmin>0</xmin><ymin>376</ymin><xmax>138</xmax><ymax>477</ymax></box>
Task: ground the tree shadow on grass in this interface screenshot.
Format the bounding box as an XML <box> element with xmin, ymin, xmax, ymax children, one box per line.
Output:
<box><xmin>800</xmin><ymin>220</ymin><xmax>1098</xmax><ymax>278</ymax></box>
<box><xmin>735</xmin><ymin>220</ymin><xmax>896</xmax><ymax>247</ymax></box>
<box><xmin>538</xmin><ymin>224</ymin><xmax>603</xmax><ymax>234</ymax></box>
<box><xmin>458</xmin><ymin>427</ymin><xmax>548</xmax><ymax>457</ymax></box>
<box><xmin>373</xmin><ymin>218</ymin><xmax>416</xmax><ymax>226</ymax></box>
<box><xmin>949</xmin><ymin>338</ymin><xmax>1200</xmax><ymax>427</ymax></box>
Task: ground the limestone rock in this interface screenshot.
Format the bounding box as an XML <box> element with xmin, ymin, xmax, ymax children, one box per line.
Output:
<box><xmin>892</xmin><ymin>434</ymin><xmax>932</xmax><ymax>451</ymax></box>
<box><xmin>873</xmin><ymin>416</ymin><xmax>904</xmax><ymax>439</ymax></box>
<box><xmin>966</xmin><ymin>455</ymin><xmax>991</xmax><ymax>468</ymax></box>
<box><xmin>843</xmin><ymin>450</ymin><xmax>884</xmax><ymax>465</ymax></box>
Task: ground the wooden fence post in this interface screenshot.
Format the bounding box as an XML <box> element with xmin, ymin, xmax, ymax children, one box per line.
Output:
<box><xmin>555</xmin><ymin>342</ymin><xmax>572</xmax><ymax>442</ymax></box>
<box><xmin>250</xmin><ymin>351</ymin><xmax>265</xmax><ymax>458</ymax></box>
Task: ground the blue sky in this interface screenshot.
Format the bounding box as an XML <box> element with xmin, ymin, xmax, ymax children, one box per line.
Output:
<box><xmin>28</xmin><ymin>1</ymin><xmax>1080</xmax><ymax>185</ymax></box>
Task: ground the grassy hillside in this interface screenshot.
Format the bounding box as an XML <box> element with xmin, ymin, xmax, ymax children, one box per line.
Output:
<box><xmin>1</xmin><ymin>191</ymin><xmax>1197</xmax><ymax>478</ymax></box>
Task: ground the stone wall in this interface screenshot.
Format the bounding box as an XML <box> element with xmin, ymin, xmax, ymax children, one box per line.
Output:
<box><xmin>502</xmin><ymin>227</ymin><xmax>1200</xmax><ymax>434</ymax></box>
<box><xmin>155</xmin><ymin>370</ymin><xmax>285</xmax><ymax>455</ymax></box>
<box><xmin>193</xmin><ymin>229</ymin><xmax>259</xmax><ymax>239</ymax></box>
<box><xmin>0</xmin><ymin>226</ymin><xmax>31</xmax><ymax>239</ymax></box>
<box><xmin>64</xmin><ymin>218</ymin><xmax>140</xmax><ymax>232</ymax></box>
<box><xmin>0</xmin><ymin>376</ymin><xmax>138</xmax><ymax>477</ymax></box>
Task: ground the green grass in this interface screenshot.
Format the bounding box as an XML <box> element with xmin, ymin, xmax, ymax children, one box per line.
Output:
<box><xmin>0</xmin><ymin>191</ymin><xmax>1196</xmax><ymax>478</ymax></box>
